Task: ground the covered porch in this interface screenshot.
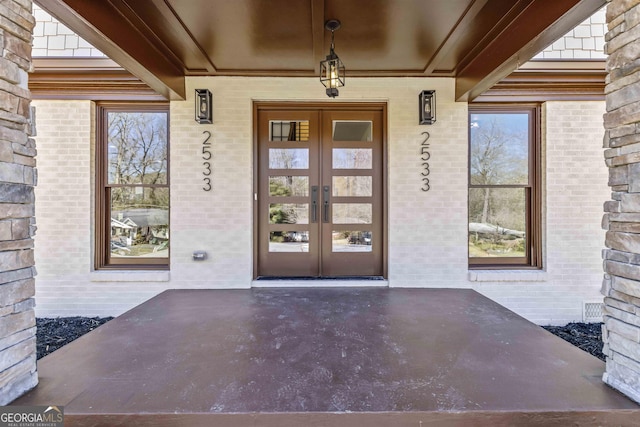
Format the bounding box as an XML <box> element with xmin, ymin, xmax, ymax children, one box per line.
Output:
<box><xmin>14</xmin><ymin>288</ymin><xmax>640</xmax><ymax>425</ymax></box>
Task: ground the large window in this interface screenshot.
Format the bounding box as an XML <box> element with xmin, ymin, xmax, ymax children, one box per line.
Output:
<box><xmin>468</xmin><ymin>105</ymin><xmax>541</xmax><ymax>268</ymax></box>
<box><xmin>96</xmin><ymin>104</ymin><xmax>169</xmax><ymax>269</ymax></box>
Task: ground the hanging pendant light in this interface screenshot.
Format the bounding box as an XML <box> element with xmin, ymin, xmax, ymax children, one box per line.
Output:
<box><xmin>320</xmin><ymin>19</ymin><xmax>345</xmax><ymax>98</ymax></box>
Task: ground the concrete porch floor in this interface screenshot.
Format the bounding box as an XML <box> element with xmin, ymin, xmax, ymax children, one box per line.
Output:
<box><xmin>13</xmin><ymin>288</ymin><xmax>640</xmax><ymax>426</ymax></box>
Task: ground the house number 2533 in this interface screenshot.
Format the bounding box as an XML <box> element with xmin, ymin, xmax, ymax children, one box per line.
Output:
<box><xmin>202</xmin><ymin>131</ymin><xmax>212</xmax><ymax>191</ymax></box>
<box><xmin>421</xmin><ymin>131</ymin><xmax>431</xmax><ymax>192</ymax></box>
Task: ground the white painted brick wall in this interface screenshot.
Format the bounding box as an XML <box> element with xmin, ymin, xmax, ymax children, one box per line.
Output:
<box><xmin>32</xmin><ymin>82</ymin><xmax>608</xmax><ymax>325</ymax></box>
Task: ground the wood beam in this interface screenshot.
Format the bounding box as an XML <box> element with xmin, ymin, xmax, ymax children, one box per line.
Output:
<box><xmin>36</xmin><ymin>0</ymin><xmax>186</xmax><ymax>100</ymax></box>
<box><xmin>455</xmin><ymin>0</ymin><xmax>606</xmax><ymax>102</ymax></box>
<box><xmin>423</xmin><ymin>0</ymin><xmax>490</xmax><ymax>74</ymax></box>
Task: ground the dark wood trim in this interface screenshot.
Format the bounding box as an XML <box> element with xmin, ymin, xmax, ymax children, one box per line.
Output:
<box><xmin>37</xmin><ymin>0</ymin><xmax>186</xmax><ymax>99</ymax></box>
<box><xmin>455</xmin><ymin>0</ymin><xmax>606</xmax><ymax>101</ymax></box>
<box><xmin>30</xmin><ymin>58</ymin><xmax>166</xmax><ymax>101</ymax></box>
<box><xmin>474</xmin><ymin>66</ymin><xmax>606</xmax><ymax>102</ymax></box>
<box><xmin>468</xmin><ymin>104</ymin><xmax>542</xmax><ymax>269</ymax></box>
<box><xmin>95</xmin><ymin>102</ymin><xmax>171</xmax><ymax>270</ymax></box>
<box><xmin>254</xmin><ymin>101</ymin><xmax>388</xmax><ymax>111</ymax></box>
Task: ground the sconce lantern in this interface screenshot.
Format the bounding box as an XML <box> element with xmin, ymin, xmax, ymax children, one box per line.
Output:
<box><xmin>320</xmin><ymin>19</ymin><xmax>345</xmax><ymax>98</ymax></box>
<box><xmin>419</xmin><ymin>90</ymin><xmax>436</xmax><ymax>125</ymax></box>
<box><xmin>195</xmin><ymin>89</ymin><xmax>212</xmax><ymax>124</ymax></box>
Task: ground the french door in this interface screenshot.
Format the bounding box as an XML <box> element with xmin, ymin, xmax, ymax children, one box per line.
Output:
<box><xmin>256</xmin><ymin>105</ymin><xmax>384</xmax><ymax>277</ymax></box>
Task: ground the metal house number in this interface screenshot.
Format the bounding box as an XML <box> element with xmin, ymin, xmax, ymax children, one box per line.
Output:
<box><xmin>420</xmin><ymin>131</ymin><xmax>431</xmax><ymax>192</ymax></box>
<box><xmin>202</xmin><ymin>130</ymin><xmax>212</xmax><ymax>191</ymax></box>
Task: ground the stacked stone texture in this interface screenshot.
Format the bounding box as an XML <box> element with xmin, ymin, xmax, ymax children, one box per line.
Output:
<box><xmin>602</xmin><ymin>0</ymin><xmax>640</xmax><ymax>404</ymax></box>
<box><xmin>0</xmin><ymin>0</ymin><xmax>37</xmax><ymax>405</ymax></box>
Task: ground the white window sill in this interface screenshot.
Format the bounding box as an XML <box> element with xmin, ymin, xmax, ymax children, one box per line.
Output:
<box><xmin>468</xmin><ymin>270</ymin><xmax>547</xmax><ymax>282</ymax></box>
<box><xmin>90</xmin><ymin>271</ymin><xmax>170</xmax><ymax>282</ymax></box>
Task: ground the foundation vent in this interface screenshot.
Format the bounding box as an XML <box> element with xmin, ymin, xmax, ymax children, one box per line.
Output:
<box><xmin>583</xmin><ymin>301</ymin><xmax>604</xmax><ymax>323</ymax></box>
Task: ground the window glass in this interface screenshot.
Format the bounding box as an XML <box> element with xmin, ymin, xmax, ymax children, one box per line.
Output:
<box><xmin>468</xmin><ymin>107</ymin><xmax>539</xmax><ymax>268</ymax></box>
<box><xmin>108</xmin><ymin>112</ymin><xmax>168</xmax><ymax>185</ymax></box>
<box><xmin>468</xmin><ymin>188</ymin><xmax>526</xmax><ymax>258</ymax></box>
<box><xmin>97</xmin><ymin>104</ymin><xmax>170</xmax><ymax>269</ymax></box>
<box><xmin>110</xmin><ymin>187</ymin><xmax>169</xmax><ymax>258</ymax></box>
<box><xmin>469</xmin><ymin>113</ymin><xmax>529</xmax><ymax>186</ymax></box>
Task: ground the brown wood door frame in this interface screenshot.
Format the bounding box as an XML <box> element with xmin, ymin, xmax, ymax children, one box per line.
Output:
<box><xmin>253</xmin><ymin>101</ymin><xmax>388</xmax><ymax>279</ymax></box>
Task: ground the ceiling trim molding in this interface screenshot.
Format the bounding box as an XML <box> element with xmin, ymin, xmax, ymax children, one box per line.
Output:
<box><xmin>473</xmin><ymin>66</ymin><xmax>606</xmax><ymax>102</ymax></box>
<box><xmin>30</xmin><ymin>58</ymin><xmax>166</xmax><ymax>101</ymax></box>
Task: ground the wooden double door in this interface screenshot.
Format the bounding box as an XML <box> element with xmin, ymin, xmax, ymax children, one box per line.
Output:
<box><xmin>256</xmin><ymin>105</ymin><xmax>385</xmax><ymax>277</ymax></box>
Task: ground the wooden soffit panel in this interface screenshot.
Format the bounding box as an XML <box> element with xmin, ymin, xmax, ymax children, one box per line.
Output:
<box><xmin>36</xmin><ymin>0</ymin><xmax>606</xmax><ymax>101</ymax></box>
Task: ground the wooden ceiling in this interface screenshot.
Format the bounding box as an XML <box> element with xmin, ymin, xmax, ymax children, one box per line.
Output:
<box><xmin>35</xmin><ymin>0</ymin><xmax>606</xmax><ymax>101</ymax></box>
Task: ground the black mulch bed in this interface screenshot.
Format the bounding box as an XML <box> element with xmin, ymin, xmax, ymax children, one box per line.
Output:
<box><xmin>36</xmin><ymin>317</ymin><xmax>604</xmax><ymax>362</ymax></box>
<box><xmin>36</xmin><ymin>317</ymin><xmax>113</xmax><ymax>360</ymax></box>
<box><xmin>542</xmin><ymin>322</ymin><xmax>605</xmax><ymax>361</ymax></box>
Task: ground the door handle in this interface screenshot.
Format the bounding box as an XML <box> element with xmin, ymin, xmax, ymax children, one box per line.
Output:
<box><xmin>311</xmin><ymin>186</ymin><xmax>319</xmax><ymax>223</ymax></box>
<box><xmin>323</xmin><ymin>185</ymin><xmax>330</xmax><ymax>223</ymax></box>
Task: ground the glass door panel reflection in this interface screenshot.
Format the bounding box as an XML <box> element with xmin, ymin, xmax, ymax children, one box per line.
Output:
<box><xmin>269</xmin><ymin>149</ymin><xmax>309</xmax><ymax>169</ymax></box>
<box><xmin>269</xmin><ymin>176</ymin><xmax>309</xmax><ymax>197</ymax></box>
<box><xmin>332</xmin><ymin>176</ymin><xmax>372</xmax><ymax>197</ymax></box>
<box><xmin>269</xmin><ymin>231</ymin><xmax>309</xmax><ymax>252</ymax></box>
<box><xmin>270</xmin><ymin>120</ymin><xmax>310</xmax><ymax>142</ymax></box>
<box><xmin>332</xmin><ymin>121</ymin><xmax>372</xmax><ymax>141</ymax></box>
<box><xmin>332</xmin><ymin>231</ymin><xmax>372</xmax><ymax>252</ymax></box>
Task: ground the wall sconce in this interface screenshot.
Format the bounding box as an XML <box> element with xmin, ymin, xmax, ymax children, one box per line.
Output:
<box><xmin>195</xmin><ymin>89</ymin><xmax>212</xmax><ymax>124</ymax></box>
<box><xmin>320</xmin><ymin>19</ymin><xmax>345</xmax><ymax>98</ymax></box>
<box><xmin>419</xmin><ymin>90</ymin><xmax>436</xmax><ymax>125</ymax></box>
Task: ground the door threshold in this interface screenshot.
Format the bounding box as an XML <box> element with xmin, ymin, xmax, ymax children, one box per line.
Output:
<box><xmin>252</xmin><ymin>277</ymin><xmax>388</xmax><ymax>288</ymax></box>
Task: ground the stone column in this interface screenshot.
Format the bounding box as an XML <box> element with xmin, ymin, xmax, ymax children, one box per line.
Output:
<box><xmin>0</xmin><ymin>0</ymin><xmax>37</xmax><ymax>405</ymax></box>
<box><xmin>602</xmin><ymin>0</ymin><xmax>640</xmax><ymax>405</ymax></box>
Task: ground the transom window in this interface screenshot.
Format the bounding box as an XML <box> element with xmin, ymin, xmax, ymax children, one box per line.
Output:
<box><xmin>468</xmin><ymin>105</ymin><xmax>541</xmax><ymax>268</ymax></box>
<box><xmin>96</xmin><ymin>103</ymin><xmax>169</xmax><ymax>269</ymax></box>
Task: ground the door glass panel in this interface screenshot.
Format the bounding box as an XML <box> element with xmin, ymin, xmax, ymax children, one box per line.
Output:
<box><xmin>333</xmin><ymin>203</ymin><xmax>372</xmax><ymax>224</ymax></box>
<box><xmin>332</xmin><ymin>231</ymin><xmax>372</xmax><ymax>252</ymax></box>
<box><xmin>269</xmin><ymin>231</ymin><xmax>309</xmax><ymax>252</ymax></box>
<box><xmin>332</xmin><ymin>121</ymin><xmax>372</xmax><ymax>141</ymax></box>
<box><xmin>269</xmin><ymin>176</ymin><xmax>309</xmax><ymax>197</ymax></box>
<box><xmin>269</xmin><ymin>149</ymin><xmax>309</xmax><ymax>169</ymax></box>
<box><xmin>333</xmin><ymin>176</ymin><xmax>372</xmax><ymax>197</ymax></box>
<box><xmin>332</xmin><ymin>149</ymin><xmax>372</xmax><ymax>169</ymax></box>
<box><xmin>468</xmin><ymin>188</ymin><xmax>526</xmax><ymax>257</ymax></box>
<box><xmin>269</xmin><ymin>203</ymin><xmax>309</xmax><ymax>224</ymax></box>
<box><xmin>110</xmin><ymin>187</ymin><xmax>169</xmax><ymax>258</ymax></box>
<box><xmin>270</xmin><ymin>121</ymin><xmax>310</xmax><ymax>141</ymax></box>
